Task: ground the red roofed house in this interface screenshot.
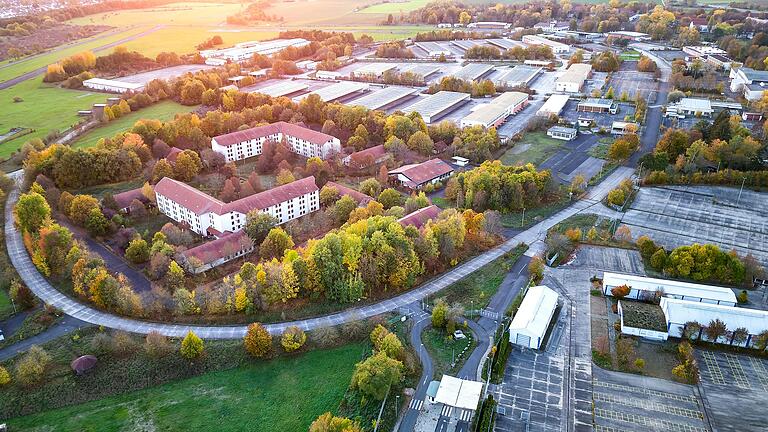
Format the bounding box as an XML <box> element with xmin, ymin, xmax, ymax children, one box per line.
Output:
<box><xmin>388</xmin><ymin>158</ymin><xmax>454</xmax><ymax>190</ymax></box>
<box><xmin>180</xmin><ymin>231</ymin><xmax>255</xmax><ymax>274</ymax></box>
<box><xmin>342</xmin><ymin>145</ymin><xmax>390</xmax><ymax>170</ymax></box>
<box><xmin>324</xmin><ymin>181</ymin><xmax>374</xmax><ymax>206</ymax></box>
<box><xmin>113</xmin><ymin>188</ymin><xmax>148</xmax><ymax>214</ymax></box>
<box><xmin>155</xmin><ymin>176</ymin><xmax>319</xmax><ymax>237</ymax></box>
<box><xmin>165</xmin><ymin>147</ymin><xmax>183</xmax><ymax>164</ymax></box>
<box><xmin>211</xmin><ymin>121</ymin><xmax>341</xmax><ymax>162</ymax></box>
<box><xmin>398</xmin><ymin>205</ymin><xmax>441</xmax><ymax>229</ymax></box>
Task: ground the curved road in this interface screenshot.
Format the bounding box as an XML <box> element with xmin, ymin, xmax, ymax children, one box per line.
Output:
<box><xmin>4</xmin><ymin>167</ymin><xmax>633</xmax><ymax>339</ymax></box>
<box><xmin>0</xmin><ymin>25</ymin><xmax>165</xmax><ymax>91</ymax></box>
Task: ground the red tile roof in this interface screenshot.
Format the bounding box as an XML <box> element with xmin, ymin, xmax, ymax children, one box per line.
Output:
<box><xmin>113</xmin><ymin>188</ymin><xmax>146</xmax><ymax>210</ymax></box>
<box><xmin>346</xmin><ymin>145</ymin><xmax>389</xmax><ymax>169</ymax></box>
<box><xmin>325</xmin><ymin>181</ymin><xmax>373</xmax><ymax>206</ymax></box>
<box><xmin>154</xmin><ymin>176</ymin><xmax>318</xmax><ymax>216</ymax></box>
<box><xmin>180</xmin><ymin>231</ymin><xmax>253</xmax><ymax>266</ymax></box>
<box><xmin>166</xmin><ymin>147</ymin><xmax>183</xmax><ymax>163</ymax></box>
<box><xmin>212</xmin><ymin>121</ymin><xmax>336</xmax><ymax>147</ymax></box>
<box><xmin>388</xmin><ymin>158</ymin><xmax>454</xmax><ymax>186</ymax></box>
<box><xmin>398</xmin><ymin>205</ymin><xmax>441</xmax><ymax>229</ymax></box>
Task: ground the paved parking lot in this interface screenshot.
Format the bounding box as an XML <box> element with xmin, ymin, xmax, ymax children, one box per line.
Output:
<box><xmin>529</xmin><ymin>71</ymin><xmax>562</xmax><ymax>95</ymax></box>
<box><xmin>592</xmin><ymin>368</ymin><xmax>708</xmax><ymax>432</ymax></box>
<box><xmin>697</xmin><ymin>350</ymin><xmax>768</xmax><ymax>432</ymax></box>
<box><xmin>609</xmin><ymin>69</ymin><xmax>657</xmax><ymax>100</ymax></box>
<box><xmin>621</xmin><ymin>186</ymin><xmax>768</xmax><ymax>268</ymax></box>
<box><xmin>537</xmin><ymin>133</ymin><xmax>606</xmax><ymax>183</ymax></box>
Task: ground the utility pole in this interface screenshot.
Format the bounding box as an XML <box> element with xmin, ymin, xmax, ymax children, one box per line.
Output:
<box><xmin>521</xmin><ymin>207</ymin><xmax>525</xmax><ymax>227</ymax></box>
<box><xmin>736</xmin><ymin>177</ymin><xmax>746</xmax><ymax>206</ymax></box>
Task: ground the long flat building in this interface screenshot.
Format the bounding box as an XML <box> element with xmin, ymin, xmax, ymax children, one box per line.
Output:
<box><xmin>486</xmin><ymin>38</ymin><xmax>526</xmax><ymax>50</ymax></box>
<box><xmin>200</xmin><ymin>38</ymin><xmax>310</xmax><ymax>64</ymax></box>
<box><xmin>400</xmin><ymin>64</ymin><xmax>441</xmax><ymax>78</ymax></box>
<box><xmin>537</xmin><ymin>94</ymin><xmax>570</xmax><ymax>117</ymax></box>
<box><xmin>402</xmin><ymin>91</ymin><xmax>470</xmax><ymax>123</ymax></box>
<box><xmin>211</xmin><ymin>121</ymin><xmax>341</xmax><ymax>162</ymax></box>
<box><xmin>460</xmin><ymin>91</ymin><xmax>529</xmax><ymax>128</ymax></box>
<box><xmin>352</xmin><ymin>63</ymin><xmax>398</xmax><ymax>78</ymax></box>
<box><xmin>453</xmin><ymin>63</ymin><xmax>495</xmax><ymax>81</ymax></box>
<box><xmin>348</xmin><ymin>86</ymin><xmax>419</xmax><ymax>111</ymax></box>
<box><xmin>293</xmin><ymin>81</ymin><xmax>368</xmax><ymax>103</ymax></box>
<box><xmin>415</xmin><ymin>41</ymin><xmax>452</xmax><ymax>57</ymax></box>
<box><xmin>493</xmin><ymin>65</ymin><xmax>542</xmax><ymax>88</ymax></box>
<box><xmin>522</xmin><ymin>34</ymin><xmax>570</xmax><ymax>54</ymax></box>
<box><xmin>248</xmin><ymin>81</ymin><xmax>309</xmax><ymax>98</ymax></box>
<box><xmin>451</xmin><ymin>40</ymin><xmax>486</xmax><ymax>51</ymax></box>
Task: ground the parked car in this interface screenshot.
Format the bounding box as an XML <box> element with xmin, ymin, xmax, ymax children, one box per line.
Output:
<box><xmin>453</xmin><ymin>330</ymin><xmax>466</xmax><ymax>340</ymax></box>
<box><xmin>0</xmin><ymin>329</ymin><xmax>4</xmax><ymax>342</ymax></box>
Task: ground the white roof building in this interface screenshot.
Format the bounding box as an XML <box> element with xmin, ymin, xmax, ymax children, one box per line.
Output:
<box><xmin>82</xmin><ymin>78</ymin><xmax>145</xmax><ymax>94</ymax></box>
<box><xmin>200</xmin><ymin>38</ymin><xmax>310</xmax><ymax>63</ymax></box>
<box><xmin>352</xmin><ymin>63</ymin><xmax>399</xmax><ymax>78</ymax></box>
<box><xmin>536</xmin><ymin>94</ymin><xmax>570</xmax><ymax>117</ymax></box>
<box><xmin>402</xmin><ymin>91</ymin><xmax>470</xmax><ymax>123</ymax></box>
<box><xmin>434</xmin><ymin>375</ymin><xmax>484</xmax><ymax>410</ymax></box>
<box><xmin>293</xmin><ymin>81</ymin><xmax>368</xmax><ymax>103</ymax></box>
<box><xmin>729</xmin><ymin>67</ymin><xmax>768</xmax><ymax>101</ymax></box>
<box><xmin>508</xmin><ymin>285</ymin><xmax>559</xmax><ymax>349</ymax></box>
<box><xmin>603</xmin><ymin>272</ymin><xmax>737</xmax><ymax>306</ymax></box>
<box><xmin>521</xmin><ymin>34</ymin><xmax>570</xmax><ymax>54</ymax></box>
<box><xmin>555</xmin><ymin>63</ymin><xmax>592</xmax><ymax>93</ymax></box>
<box><xmin>460</xmin><ymin>91</ymin><xmax>529</xmax><ymax>128</ymax></box>
<box><xmin>661</xmin><ymin>297</ymin><xmax>768</xmax><ymax>347</ymax></box>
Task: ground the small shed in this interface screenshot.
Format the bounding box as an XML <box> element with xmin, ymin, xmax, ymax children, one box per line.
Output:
<box><xmin>508</xmin><ymin>285</ymin><xmax>559</xmax><ymax>349</ymax></box>
<box><xmin>434</xmin><ymin>375</ymin><xmax>483</xmax><ymax>410</ymax></box>
<box><xmin>427</xmin><ymin>380</ymin><xmax>441</xmax><ymax>403</ymax></box>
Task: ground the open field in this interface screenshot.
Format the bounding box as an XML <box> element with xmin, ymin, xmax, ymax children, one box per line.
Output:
<box><xmin>0</xmin><ymin>79</ymin><xmax>108</xmax><ymax>159</ymax></box>
<box><xmin>72</xmin><ymin>100</ymin><xmax>192</xmax><ymax>148</ymax></box>
<box><xmin>69</xmin><ymin>2</ymin><xmax>246</xmax><ymax>27</ymax></box>
<box><xmin>500</xmin><ymin>132</ymin><xmax>564</xmax><ymax>167</ymax></box>
<box><xmin>359</xmin><ymin>0</ymin><xmax>432</xmax><ymax>14</ymax></box>
<box><xmin>422</xmin><ymin>326</ymin><xmax>477</xmax><ymax>379</ymax></box>
<box><xmin>119</xmin><ymin>27</ymin><xmax>279</xmax><ymax>57</ymax></box>
<box><xmin>0</xmin><ymin>287</ymin><xmax>11</xmax><ymax>320</ymax></box>
<box><xmin>8</xmin><ymin>342</ymin><xmax>366</xmax><ymax>431</ymax></box>
<box><xmin>0</xmin><ymin>27</ymin><xmax>149</xmax><ymax>84</ymax></box>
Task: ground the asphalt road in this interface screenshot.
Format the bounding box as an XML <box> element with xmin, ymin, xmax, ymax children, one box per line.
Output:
<box><xmin>628</xmin><ymin>49</ymin><xmax>671</xmax><ymax>168</ymax></box>
<box><xmin>0</xmin><ymin>25</ymin><xmax>165</xmax><ymax>91</ymax></box>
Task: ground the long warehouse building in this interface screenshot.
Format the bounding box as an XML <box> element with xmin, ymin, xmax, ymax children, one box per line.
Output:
<box><xmin>493</xmin><ymin>65</ymin><xmax>542</xmax><ymax>88</ymax></box>
<box><xmin>403</xmin><ymin>91</ymin><xmax>470</xmax><ymax>123</ymax></box>
<box><xmin>247</xmin><ymin>81</ymin><xmax>309</xmax><ymax>98</ymax></box>
<box><xmin>293</xmin><ymin>81</ymin><xmax>368</xmax><ymax>103</ymax></box>
<box><xmin>453</xmin><ymin>63</ymin><xmax>495</xmax><ymax>81</ymax></box>
<box><xmin>537</xmin><ymin>94</ymin><xmax>570</xmax><ymax>117</ymax></box>
<box><xmin>460</xmin><ymin>91</ymin><xmax>529</xmax><ymax>128</ymax></box>
<box><xmin>348</xmin><ymin>86</ymin><xmax>419</xmax><ymax>111</ymax></box>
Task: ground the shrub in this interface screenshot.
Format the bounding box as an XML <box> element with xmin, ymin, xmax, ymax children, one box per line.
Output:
<box><xmin>180</xmin><ymin>331</ymin><xmax>204</xmax><ymax>360</ymax></box>
<box><xmin>379</xmin><ymin>333</ymin><xmax>404</xmax><ymax>359</ymax></box>
<box><xmin>610</xmin><ymin>284</ymin><xmax>631</xmax><ymax>298</ymax></box>
<box><xmin>607</xmin><ymin>188</ymin><xmax>625</xmax><ymax>206</ymax></box>
<box><xmin>15</xmin><ymin>345</ymin><xmax>51</xmax><ymax>386</ymax></box>
<box><xmin>13</xmin><ymin>96</ymin><xmax>23</xmax><ymax>103</ymax></box>
<box><xmin>634</xmin><ymin>358</ymin><xmax>645</xmax><ymax>371</ymax></box>
<box><xmin>144</xmin><ymin>331</ymin><xmax>172</xmax><ymax>358</ymax></box>
<box><xmin>737</xmin><ymin>290</ymin><xmax>748</xmax><ymax>304</ymax></box>
<box><xmin>636</xmin><ymin>235</ymin><xmax>658</xmax><ymax>259</ymax></box>
<box><xmin>564</xmin><ymin>227</ymin><xmax>582</xmax><ymax>242</ymax></box>
<box><xmin>650</xmin><ymin>248</ymin><xmax>667</xmax><ymax>270</ymax></box>
<box><xmin>0</xmin><ymin>366</ymin><xmax>10</xmax><ymax>386</ymax></box>
<box><xmin>528</xmin><ymin>256</ymin><xmax>544</xmax><ymax>284</ymax></box>
<box><xmin>280</xmin><ymin>326</ymin><xmax>307</xmax><ymax>352</ymax></box>
<box><xmin>244</xmin><ymin>322</ymin><xmax>272</xmax><ymax>357</ymax></box>
<box><xmin>111</xmin><ymin>331</ymin><xmax>137</xmax><ymax>357</ymax></box>
<box><xmin>370</xmin><ymin>324</ymin><xmax>390</xmax><ymax>350</ymax></box>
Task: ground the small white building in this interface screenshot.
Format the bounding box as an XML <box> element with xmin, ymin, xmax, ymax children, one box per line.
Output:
<box><xmin>521</xmin><ymin>34</ymin><xmax>570</xmax><ymax>54</ymax></box>
<box><xmin>82</xmin><ymin>78</ymin><xmax>144</xmax><ymax>94</ymax></box>
<box><xmin>460</xmin><ymin>91</ymin><xmax>529</xmax><ymax>128</ymax></box>
<box><xmin>211</xmin><ymin>122</ymin><xmax>341</xmax><ymax>162</ymax></box>
<box><xmin>729</xmin><ymin>67</ymin><xmax>768</xmax><ymax>101</ymax></box>
<box><xmin>508</xmin><ymin>285</ymin><xmax>559</xmax><ymax>349</ymax></box>
<box><xmin>611</xmin><ymin>121</ymin><xmax>638</xmax><ymax>135</ymax></box>
<box><xmin>451</xmin><ymin>156</ymin><xmax>470</xmax><ymax>167</ymax></box>
<box><xmin>602</xmin><ymin>272</ymin><xmax>738</xmax><ymax>306</ymax></box>
<box><xmin>536</xmin><ymin>94</ymin><xmax>570</xmax><ymax>117</ymax></box>
<box><xmin>547</xmin><ymin>126</ymin><xmax>577</xmax><ymax>141</ymax></box>
<box><xmin>315</xmin><ymin>70</ymin><xmax>342</xmax><ymax>80</ymax></box>
<box><xmin>434</xmin><ymin>375</ymin><xmax>484</xmax><ymax>412</ymax></box>
<box><xmin>666</xmin><ymin>97</ymin><xmax>714</xmax><ymax>118</ymax></box>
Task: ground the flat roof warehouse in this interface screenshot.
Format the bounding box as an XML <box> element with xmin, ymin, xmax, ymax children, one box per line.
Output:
<box><xmin>403</xmin><ymin>91</ymin><xmax>470</xmax><ymax>123</ymax></box>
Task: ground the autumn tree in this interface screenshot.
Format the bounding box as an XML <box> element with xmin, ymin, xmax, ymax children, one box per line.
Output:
<box><xmin>164</xmin><ymin>260</ymin><xmax>186</xmax><ymax>292</ymax></box>
<box><xmin>180</xmin><ymin>331</ymin><xmax>204</xmax><ymax>359</ymax></box>
<box><xmin>431</xmin><ymin>298</ymin><xmax>448</xmax><ymax>328</ymax></box>
<box><xmin>244</xmin><ymin>322</ymin><xmax>272</xmax><ymax>357</ymax></box>
<box><xmin>259</xmin><ymin>227</ymin><xmax>294</xmax><ymax>260</ymax></box>
<box><xmin>704</xmin><ymin>318</ymin><xmax>727</xmax><ymax>342</ymax></box>
<box><xmin>125</xmin><ymin>238</ymin><xmax>150</xmax><ymax>263</ymax></box>
<box><xmin>15</xmin><ymin>192</ymin><xmax>51</xmax><ymax>233</ymax></box>
<box><xmin>85</xmin><ymin>207</ymin><xmax>109</xmax><ymax>236</ymax></box>
<box><xmin>173</xmin><ymin>150</ymin><xmax>202</xmax><ymax>181</ymax></box>
<box><xmin>377</xmin><ymin>188</ymin><xmax>403</xmax><ymax>209</ymax></box>
<box><xmin>350</xmin><ymin>352</ymin><xmax>404</xmax><ymax>400</ymax></box>
<box><xmin>144</xmin><ymin>331</ymin><xmax>172</xmax><ymax>358</ymax></box>
<box><xmin>245</xmin><ymin>211</ymin><xmax>278</xmax><ymax>244</ymax></box>
<box><xmin>68</xmin><ymin>194</ymin><xmax>100</xmax><ymax>226</ymax></box>
<box><xmin>152</xmin><ymin>158</ymin><xmax>174</xmax><ymax>183</ymax></box>
<box><xmin>309</xmin><ymin>413</ymin><xmax>363</xmax><ymax>432</ymax></box>
<box><xmin>15</xmin><ymin>345</ymin><xmax>51</xmax><ymax>386</ymax></box>
<box><xmin>359</xmin><ymin>178</ymin><xmax>382</xmax><ymax>197</ymax></box>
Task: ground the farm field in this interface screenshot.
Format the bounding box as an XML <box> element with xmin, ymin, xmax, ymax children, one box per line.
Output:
<box><xmin>0</xmin><ymin>27</ymin><xmax>149</xmax><ymax>84</ymax></box>
<box><xmin>0</xmin><ymin>79</ymin><xmax>107</xmax><ymax>159</ymax></box>
<box><xmin>68</xmin><ymin>2</ymin><xmax>246</xmax><ymax>27</ymax></box>
<box><xmin>358</xmin><ymin>0</ymin><xmax>432</xmax><ymax>14</ymax></box>
<box><xmin>118</xmin><ymin>26</ymin><xmax>279</xmax><ymax>57</ymax></box>
<box><xmin>8</xmin><ymin>342</ymin><xmax>366</xmax><ymax>431</ymax></box>
<box><xmin>72</xmin><ymin>100</ymin><xmax>193</xmax><ymax>149</ymax></box>
<box><xmin>500</xmin><ymin>132</ymin><xmax>564</xmax><ymax>167</ymax></box>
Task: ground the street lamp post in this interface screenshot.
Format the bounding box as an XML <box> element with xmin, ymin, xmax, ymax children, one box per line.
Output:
<box><xmin>395</xmin><ymin>395</ymin><xmax>399</xmax><ymax>418</ymax></box>
<box><xmin>521</xmin><ymin>207</ymin><xmax>525</xmax><ymax>227</ymax></box>
<box><xmin>737</xmin><ymin>178</ymin><xmax>746</xmax><ymax>206</ymax></box>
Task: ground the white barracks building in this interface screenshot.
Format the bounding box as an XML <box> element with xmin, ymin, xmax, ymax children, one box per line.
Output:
<box><xmin>154</xmin><ymin>176</ymin><xmax>320</xmax><ymax>237</ymax></box>
<box><xmin>211</xmin><ymin>122</ymin><xmax>341</xmax><ymax>162</ymax></box>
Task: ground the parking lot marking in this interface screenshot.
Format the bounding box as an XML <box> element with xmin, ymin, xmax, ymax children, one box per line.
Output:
<box><xmin>594</xmin><ymin>407</ymin><xmax>707</xmax><ymax>432</ymax></box>
<box><xmin>593</xmin><ymin>392</ymin><xmax>703</xmax><ymax>419</ymax></box>
<box><xmin>592</xmin><ymin>380</ymin><xmax>697</xmax><ymax>403</ymax></box>
<box><xmin>701</xmin><ymin>351</ymin><xmax>726</xmax><ymax>385</ymax></box>
<box><xmin>749</xmin><ymin>357</ymin><xmax>768</xmax><ymax>392</ymax></box>
<box><xmin>594</xmin><ymin>425</ymin><xmax>621</xmax><ymax>432</ymax></box>
<box><xmin>440</xmin><ymin>405</ymin><xmax>453</xmax><ymax>417</ymax></box>
<box><xmin>724</xmin><ymin>353</ymin><xmax>752</xmax><ymax>389</ymax></box>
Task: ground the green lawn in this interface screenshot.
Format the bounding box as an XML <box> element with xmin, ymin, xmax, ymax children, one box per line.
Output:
<box><xmin>588</xmin><ymin>138</ymin><xmax>613</xmax><ymax>159</ymax></box>
<box><xmin>9</xmin><ymin>342</ymin><xmax>366</xmax><ymax>431</ymax></box>
<box><xmin>0</xmin><ymin>78</ymin><xmax>109</xmax><ymax>159</ymax></box>
<box><xmin>429</xmin><ymin>243</ymin><xmax>528</xmax><ymax>311</ymax></box>
<box><xmin>72</xmin><ymin>100</ymin><xmax>192</xmax><ymax>148</ymax></box>
<box><xmin>500</xmin><ymin>132</ymin><xmax>564</xmax><ymax>167</ymax></box>
<box><xmin>499</xmin><ymin>193</ymin><xmax>571</xmax><ymax>229</ymax></box>
<box><xmin>620</xmin><ymin>50</ymin><xmax>641</xmax><ymax>61</ymax></box>
<box><xmin>0</xmin><ymin>27</ymin><xmax>148</xmax><ymax>84</ymax></box>
<box><xmin>0</xmin><ymin>288</ymin><xmax>12</xmax><ymax>320</ymax></box>
<box><xmin>422</xmin><ymin>327</ymin><xmax>476</xmax><ymax>379</ymax></box>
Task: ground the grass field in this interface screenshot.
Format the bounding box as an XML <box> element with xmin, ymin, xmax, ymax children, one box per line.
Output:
<box><xmin>0</xmin><ymin>78</ymin><xmax>108</xmax><ymax>159</ymax></box>
<box><xmin>9</xmin><ymin>342</ymin><xmax>366</xmax><ymax>431</ymax></box>
<box><xmin>422</xmin><ymin>327</ymin><xmax>476</xmax><ymax>379</ymax></box>
<box><xmin>0</xmin><ymin>288</ymin><xmax>12</xmax><ymax>320</ymax></box>
<box><xmin>500</xmin><ymin>132</ymin><xmax>564</xmax><ymax>167</ymax></box>
<box><xmin>72</xmin><ymin>100</ymin><xmax>192</xmax><ymax>148</ymax></box>
<box><xmin>0</xmin><ymin>27</ymin><xmax>149</xmax><ymax>84</ymax></box>
<box><xmin>359</xmin><ymin>0</ymin><xmax>432</xmax><ymax>14</ymax></box>
<box><xmin>69</xmin><ymin>2</ymin><xmax>245</xmax><ymax>27</ymax></box>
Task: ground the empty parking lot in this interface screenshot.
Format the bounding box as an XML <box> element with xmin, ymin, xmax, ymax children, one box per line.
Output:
<box><xmin>621</xmin><ymin>186</ymin><xmax>768</xmax><ymax>268</ymax></box>
<box><xmin>608</xmin><ymin>69</ymin><xmax>657</xmax><ymax>100</ymax></box>
<box><xmin>697</xmin><ymin>350</ymin><xmax>768</xmax><ymax>432</ymax></box>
